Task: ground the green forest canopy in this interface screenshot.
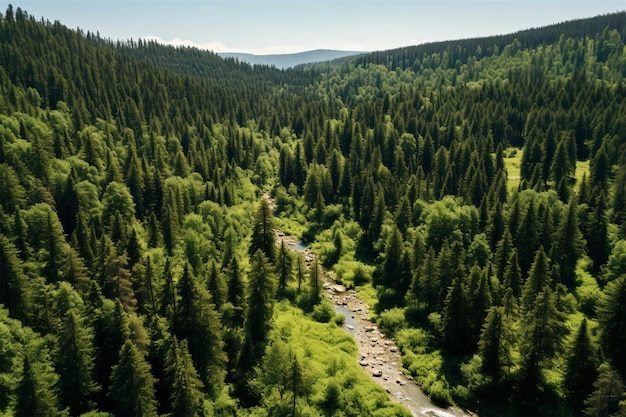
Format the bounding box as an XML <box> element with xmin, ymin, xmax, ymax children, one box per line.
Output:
<box><xmin>0</xmin><ymin>4</ymin><xmax>625</xmax><ymax>416</ymax></box>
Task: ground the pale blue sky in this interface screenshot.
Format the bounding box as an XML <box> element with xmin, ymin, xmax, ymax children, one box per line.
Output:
<box><xmin>9</xmin><ymin>1</ymin><xmax>626</xmax><ymax>54</ymax></box>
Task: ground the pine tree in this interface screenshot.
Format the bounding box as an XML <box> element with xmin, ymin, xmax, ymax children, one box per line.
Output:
<box><xmin>442</xmin><ymin>275</ymin><xmax>472</xmax><ymax>355</ymax></box>
<box><xmin>516</xmin><ymin>200</ymin><xmax>540</xmax><ymax>277</ymax></box>
<box><xmin>597</xmin><ymin>275</ymin><xmax>626</xmax><ymax>378</ymax></box>
<box><xmin>249</xmin><ymin>197</ymin><xmax>276</xmax><ymax>262</ymax></box>
<box><xmin>165</xmin><ymin>337</ymin><xmax>205</xmax><ymax>417</ymax></box>
<box><xmin>478</xmin><ymin>306</ymin><xmax>511</xmax><ymax>381</ymax></box>
<box><xmin>309</xmin><ymin>257</ymin><xmax>323</xmax><ymax>306</ymax></box>
<box><xmin>520</xmin><ymin>246</ymin><xmax>551</xmax><ymax>313</ymax></box>
<box><xmin>0</xmin><ymin>233</ymin><xmax>28</xmax><ymax>320</ymax></box>
<box><xmin>109</xmin><ymin>340</ymin><xmax>158</xmax><ymax>417</ymax></box>
<box><xmin>55</xmin><ymin>309</ymin><xmax>98</xmax><ymax>415</ymax></box>
<box><xmin>206</xmin><ymin>260</ymin><xmax>227</xmax><ymax>311</ymax></box>
<box><xmin>565</xmin><ymin>319</ymin><xmax>599</xmax><ymax>413</ymax></box>
<box><xmin>519</xmin><ymin>286</ymin><xmax>568</xmax><ymax>394</ymax></box>
<box><xmin>14</xmin><ymin>352</ymin><xmax>66</xmax><ymax>417</ymax></box>
<box><xmin>550</xmin><ymin>195</ymin><xmax>584</xmax><ymax>288</ymax></box>
<box><xmin>276</xmin><ymin>240</ymin><xmax>294</xmax><ymax>297</ymax></box>
<box><xmin>174</xmin><ymin>263</ymin><xmax>227</xmax><ymax>396</ymax></box>
<box><xmin>237</xmin><ymin>249</ymin><xmax>276</xmax><ymax>380</ymax></box>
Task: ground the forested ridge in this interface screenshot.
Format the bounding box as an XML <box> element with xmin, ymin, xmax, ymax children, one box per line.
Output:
<box><xmin>0</xmin><ymin>4</ymin><xmax>625</xmax><ymax>416</ymax></box>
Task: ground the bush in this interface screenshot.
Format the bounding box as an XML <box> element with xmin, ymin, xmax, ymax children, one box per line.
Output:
<box><xmin>377</xmin><ymin>308</ymin><xmax>406</xmax><ymax>336</ymax></box>
<box><xmin>311</xmin><ymin>299</ymin><xmax>335</xmax><ymax>323</ymax></box>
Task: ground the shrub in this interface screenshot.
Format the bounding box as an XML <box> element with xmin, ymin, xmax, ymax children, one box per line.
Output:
<box><xmin>311</xmin><ymin>299</ymin><xmax>335</xmax><ymax>323</ymax></box>
<box><xmin>377</xmin><ymin>308</ymin><xmax>406</xmax><ymax>336</ymax></box>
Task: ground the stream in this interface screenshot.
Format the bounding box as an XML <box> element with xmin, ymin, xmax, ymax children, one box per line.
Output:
<box><xmin>276</xmin><ymin>230</ymin><xmax>473</xmax><ymax>417</ymax></box>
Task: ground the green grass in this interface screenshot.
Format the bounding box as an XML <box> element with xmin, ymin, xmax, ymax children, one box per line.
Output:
<box><xmin>269</xmin><ymin>302</ymin><xmax>413</xmax><ymax>416</ymax></box>
<box><xmin>503</xmin><ymin>147</ymin><xmax>591</xmax><ymax>193</ymax></box>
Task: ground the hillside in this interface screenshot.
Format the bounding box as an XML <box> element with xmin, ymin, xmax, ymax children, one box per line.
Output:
<box><xmin>218</xmin><ymin>49</ymin><xmax>364</xmax><ymax>69</ymax></box>
<box><xmin>0</xmin><ymin>4</ymin><xmax>626</xmax><ymax>416</ymax></box>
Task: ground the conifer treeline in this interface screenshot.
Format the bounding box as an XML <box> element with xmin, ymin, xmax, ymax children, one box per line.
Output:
<box><xmin>0</xmin><ymin>4</ymin><xmax>625</xmax><ymax>416</ymax></box>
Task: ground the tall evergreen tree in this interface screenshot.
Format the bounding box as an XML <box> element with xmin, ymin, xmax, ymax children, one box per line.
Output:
<box><xmin>565</xmin><ymin>319</ymin><xmax>599</xmax><ymax>414</ymax></box>
<box><xmin>14</xmin><ymin>352</ymin><xmax>66</xmax><ymax>417</ymax></box>
<box><xmin>442</xmin><ymin>275</ymin><xmax>472</xmax><ymax>355</ymax></box>
<box><xmin>174</xmin><ymin>263</ymin><xmax>226</xmax><ymax>396</ymax></box>
<box><xmin>249</xmin><ymin>197</ymin><xmax>276</xmax><ymax>262</ymax></box>
<box><xmin>519</xmin><ymin>287</ymin><xmax>568</xmax><ymax>394</ymax></box>
<box><xmin>165</xmin><ymin>337</ymin><xmax>205</xmax><ymax>417</ymax></box>
<box><xmin>520</xmin><ymin>246</ymin><xmax>551</xmax><ymax>313</ymax></box>
<box><xmin>596</xmin><ymin>275</ymin><xmax>626</xmax><ymax>378</ymax></box>
<box><xmin>550</xmin><ymin>195</ymin><xmax>584</xmax><ymax>288</ymax></box>
<box><xmin>55</xmin><ymin>309</ymin><xmax>98</xmax><ymax>415</ymax></box>
<box><xmin>109</xmin><ymin>340</ymin><xmax>158</xmax><ymax>417</ymax></box>
<box><xmin>478</xmin><ymin>306</ymin><xmax>511</xmax><ymax>382</ymax></box>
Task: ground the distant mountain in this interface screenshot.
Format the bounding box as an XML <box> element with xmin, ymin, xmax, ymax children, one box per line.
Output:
<box><xmin>218</xmin><ymin>49</ymin><xmax>364</xmax><ymax>69</ymax></box>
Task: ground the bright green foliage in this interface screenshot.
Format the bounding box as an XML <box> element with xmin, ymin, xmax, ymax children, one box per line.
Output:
<box><xmin>109</xmin><ymin>340</ymin><xmax>158</xmax><ymax>417</ymax></box>
<box><xmin>0</xmin><ymin>6</ymin><xmax>624</xmax><ymax>416</ymax></box>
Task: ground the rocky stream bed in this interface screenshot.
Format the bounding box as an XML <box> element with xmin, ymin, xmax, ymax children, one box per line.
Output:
<box><xmin>275</xmin><ymin>230</ymin><xmax>474</xmax><ymax>417</ymax></box>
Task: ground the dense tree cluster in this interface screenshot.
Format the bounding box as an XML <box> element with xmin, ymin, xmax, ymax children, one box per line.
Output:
<box><xmin>0</xmin><ymin>4</ymin><xmax>625</xmax><ymax>416</ymax></box>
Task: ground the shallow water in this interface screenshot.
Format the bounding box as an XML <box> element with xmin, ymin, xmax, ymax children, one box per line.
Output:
<box><xmin>277</xmin><ymin>230</ymin><xmax>473</xmax><ymax>417</ymax></box>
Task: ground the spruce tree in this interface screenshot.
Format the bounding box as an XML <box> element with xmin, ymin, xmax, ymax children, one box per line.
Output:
<box><xmin>519</xmin><ymin>287</ymin><xmax>568</xmax><ymax>394</ymax></box>
<box><xmin>174</xmin><ymin>263</ymin><xmax>226</xmax><ymax>396</ymax></box>
<box><xmin>109</xmin><ymin>340</ymin><xmax>158</xmax><ymax>417</ymax></box>
<box><xmin>565</xmin><ymin>319</ymin><xmax>599</xmax><ymax>413</ymax></box>
<box><xmin>165</xmin><ymin>337</ymin><xmax>205</xmax><ymax>417</ymax></box>
<box><xmin>520</xmin><ymin>246</ymin><xmax>551</xmax><ymax>313</ymax></box>
<box><xmin>14</xmin><ymin>353</ymin><xmax>66</xmax><ymax>417</ymax></box>
<box><xmin>478</xmin><ymin>306</ymin><xmax>511</xmax><ymax>382</ymax></box>
<box><xmin>249</xmin><ymin>197</ymin><xmax>276</xmax><ymax>262</ymax></box>
<box><xmin>442</xmin><ymin>275</ymin><xmax>472</xmax><ymax>355</ymax></box>
<box><xmin>550</xmin><ymin>195</ymin><xmax>584</xmax><ymax>288</ymax></box>
<box><xmin>596</xmin><ymin>275</ymin><xmax>626</xmax><ymax>378</ymax></box>
<box><xmin>55</xmin><ymin>309</ymin><xmax>98</xmax><ymax>415</ymax></box>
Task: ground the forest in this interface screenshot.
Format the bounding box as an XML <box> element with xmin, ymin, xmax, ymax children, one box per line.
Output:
<box><xmin>0</xmin><ymin>4</ymin><xmax>626</xmax><ymax>416</ymax></box>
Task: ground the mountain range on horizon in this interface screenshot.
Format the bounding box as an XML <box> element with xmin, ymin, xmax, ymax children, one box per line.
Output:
<box><xmin>217</xmin><ymin>48</ymin><xmax>365</xmax><ymax>69</ymax></box>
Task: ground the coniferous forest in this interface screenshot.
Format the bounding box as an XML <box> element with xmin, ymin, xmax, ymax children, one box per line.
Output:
<box><xmin>1</xmin><ymin>5</ymin><xmax>626</xmax><ymax>416</ymax></box>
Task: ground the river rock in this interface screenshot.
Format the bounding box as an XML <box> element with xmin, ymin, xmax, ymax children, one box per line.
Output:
<box><xmin>331</xmin><ymin>284</ymin><xmax>346</xmax><ymax>293</ymax></box>
<box><xmin>372</xmin><ymin>368</ymin><xmax>383</xmax><ymax>377</ymax></box>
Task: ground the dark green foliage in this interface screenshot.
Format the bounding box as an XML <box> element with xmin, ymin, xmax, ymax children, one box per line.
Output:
<box><xmin>519</xmin><ymin>287</ymin><xmax>569</xmax><ymax>394</ymax></box>
<box><xmin>55</xmin><ymin>309</ymin><xmax>99</xmax><ymax>415</ymax></box>
<box><xmin>565</xmin><ymin>319</ymin><xmax>599</xmax><ymax>413</ymax></box>
<box><xmin>583</xmin><ymin>364</ymin><xmax>625</xmax><ymax>417</ymax></box>
<box><xmin>597</xmin><ymin>276</ymin><xmax>626</xmax><ymax>378</ymax></box>
<box><xmin>109</xmin><ymin>340</ymin><xmax>158</xmax><ymax>417</ymax></box>
<box><xmin>174</xmin><ymin>263</ymin><xmax>227</xmax><ymax>396</ymax></box>
<box><xmin>15</xmin><ymin>351</ymin><xmax>66</xmax><ymax>417</ymax></box>
<box><xmin>250</xmin><ymin>198</ymin><xmax>276</xmax><ymax>262</ymax></box>
<box><xmin>0</xmin><ymin>6</ymin><xmax>624</xmax><ymax>416</ymax></box>
<box><xmin>165</xmin><ymin>337</ymin><xmax>204</xmax><ymax>417</ymax></box>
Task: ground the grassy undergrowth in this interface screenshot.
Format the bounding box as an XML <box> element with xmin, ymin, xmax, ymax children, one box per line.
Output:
<box><xmin>261</xmin><ymin>302</ymin><xmax>412</xmax><ymax>417</ymax></box>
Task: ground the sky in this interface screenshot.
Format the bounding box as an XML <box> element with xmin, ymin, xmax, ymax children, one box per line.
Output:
<box><xmin>9</xmin><ymin>1</ymin><xmax>626</xmax><ymax>55</ymax></box>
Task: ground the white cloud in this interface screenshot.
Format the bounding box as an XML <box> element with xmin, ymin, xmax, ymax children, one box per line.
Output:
<box><xmin>141</xmin><ymin>35</ymin><xmax>229</xmax><ymax>52</ymax></box>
